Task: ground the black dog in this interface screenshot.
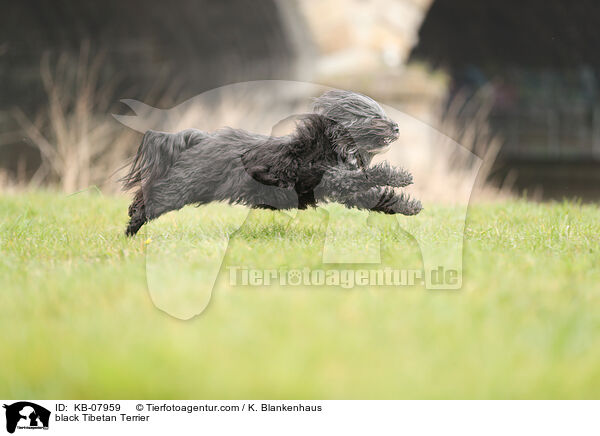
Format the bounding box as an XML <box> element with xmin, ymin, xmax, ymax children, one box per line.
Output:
<box><xmin>122</xmin><ymin>90</ymin><xmax>422</xmax><ymax>236</ymax></box>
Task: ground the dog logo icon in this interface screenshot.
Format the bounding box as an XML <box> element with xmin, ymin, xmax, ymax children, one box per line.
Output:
<box><xmin>3</xmin><ymin>402</ymin><xmax>50</xmax><ymax>434</ymax></box>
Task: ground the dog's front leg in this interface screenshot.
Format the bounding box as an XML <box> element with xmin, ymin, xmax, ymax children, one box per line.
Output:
<box><xmin>317</xmin><ymin>167</ymin><xmax>382</xmax><ymax>194</ymax></box>
<box><xmin>297</xmin><ymin>190</ymin><xmax>317</xmax><ymax>209</ymax></box>
<box><xmin>363</xmin><ymin>162</ymin><xmax>413</xmax><ymax>188</ymax></box>
<box><xmin>369</xmin><ymin>187</ymin><xmax>422</xmax><ymax>215</ymax></box>
<box><xmin>337</xmin><ymin>187</ymin><xmax>422</xmax><ymax>216</ymax></box>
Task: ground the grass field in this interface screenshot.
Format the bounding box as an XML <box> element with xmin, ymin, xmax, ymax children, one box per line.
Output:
<box><xmin>1</xmin><ymin>191</ymin><xmax>599</xmax><ymax>398</ymax></box>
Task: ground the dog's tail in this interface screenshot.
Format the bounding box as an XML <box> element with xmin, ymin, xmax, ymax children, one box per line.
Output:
<box><xmin>121</xmin><ymin>129</ymin><xmax>203</xmax><ymax>191</ymax></box>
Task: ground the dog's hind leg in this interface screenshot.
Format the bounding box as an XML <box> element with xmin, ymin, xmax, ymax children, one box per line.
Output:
<box><xmin>125</xmin><ymin>178</ymin><xmax>195</xmax><ymax>236</ymax></box>
<box><xmin>128</xmin><ymin>189</ymin><xmax>144</xmax><ymax>217</ymax></box>
<box><xmin>126</xmin><ymin>214</ymin><xmax>147</xmax><ymax>236</ymax></box>
<box><xmin>125</xmin><ymin>189</ymin><xmax>147</xmax><ymax>236</ymax></box>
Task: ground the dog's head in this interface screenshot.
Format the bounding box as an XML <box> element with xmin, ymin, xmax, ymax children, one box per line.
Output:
<box><xmin>312</xmin><ymin>90</ymin><xmax>399</xmax><ymax>164</ymax></box>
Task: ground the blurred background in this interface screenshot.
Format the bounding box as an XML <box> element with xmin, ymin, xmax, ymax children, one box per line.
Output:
<box><xmin>1</xmin><ymin>0</ymin><xmax>599</xmax><ymax>200</ymax></box>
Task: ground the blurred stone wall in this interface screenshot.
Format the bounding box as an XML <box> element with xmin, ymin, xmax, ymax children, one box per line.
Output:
<box><xmin>297</xmin><ymin>0</ymin><xmax>443</xmax><ymax>125</ymax></box>
<box><xmin>0</xmin><ymin>0</ymin><xmax>309</xmax><ymax>176</ymax></box>
<box><xmin>299</xmin><ymin>0</ymin><xmax>433</xmax><ymax>75</ymax></box>
<box><xmin>0</xmin><ymin>0</ymin><xmax>305</xmax><ymax>109</ymax></box>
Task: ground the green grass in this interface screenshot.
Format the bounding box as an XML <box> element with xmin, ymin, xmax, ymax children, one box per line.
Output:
<box><xmin>1</xmin><ymin>191</ymin><xmax>599</xmax><ymax>398</ymax></box>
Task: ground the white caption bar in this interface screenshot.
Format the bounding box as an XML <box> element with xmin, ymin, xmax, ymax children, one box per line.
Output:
<box><xmin>1</xmin><ymin>400</ymin><xmax>598</xmax><ymax>435</ymax></box>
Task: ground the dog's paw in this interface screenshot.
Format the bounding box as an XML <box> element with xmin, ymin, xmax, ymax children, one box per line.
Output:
<box><xmin>397</xmin><ymin>197</ymin><xmax>422</xmax><ymax>215</ymax></box>
<box><xmin>387</xmin><ymin>169</ymin><xmax>413</xmax><ymax>188</ymax></box>
<box><xmin>368</xmin><ymin>163</ymin><xmax>413</xmax><ymax>188</ymax></box>
<box><xmin>372</xmin><ymin>188</ymin><xmax>422</xmax><ymax>216</ymax></box>
<box><xmin>125</xmin><ymin>222</ymin><xmax>141</xmax><ymax>236</ymax></box>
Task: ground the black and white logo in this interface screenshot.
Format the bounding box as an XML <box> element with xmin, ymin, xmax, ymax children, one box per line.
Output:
<box><xmin>3</xmin><ymin>402</ymin><xmax>50</xmax><ymax>434</ymax></box>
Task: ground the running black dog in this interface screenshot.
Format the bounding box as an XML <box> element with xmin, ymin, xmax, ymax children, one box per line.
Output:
<box><xmin>122</xmin><ymin>90</ymin><xmax>422</xmax><ymax>236</ymax></box>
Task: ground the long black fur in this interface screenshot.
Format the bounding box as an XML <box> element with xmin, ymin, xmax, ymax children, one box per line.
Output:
<box><xmin>121</xmin><ymin>90</ymin><xmax>422</xmax><ymax>236</ymax></box>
